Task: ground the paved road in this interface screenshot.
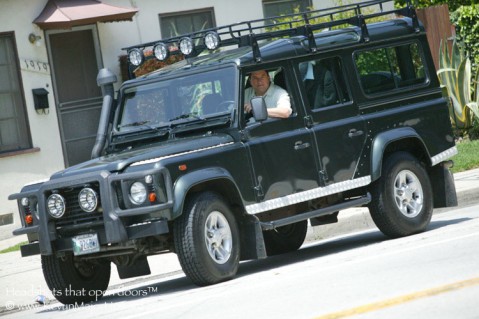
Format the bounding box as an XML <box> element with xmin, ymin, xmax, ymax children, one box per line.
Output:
<box><xmin>3</xmin><ymin>204</ymin><xmax>478</xmax><ymax>319</ymax></box>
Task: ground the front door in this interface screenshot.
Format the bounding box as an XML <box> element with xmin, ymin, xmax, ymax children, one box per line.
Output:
<box><xmin>47</xmin><ymin>26</ymin><xmax>103</xmax><ymax>167</ymax></box>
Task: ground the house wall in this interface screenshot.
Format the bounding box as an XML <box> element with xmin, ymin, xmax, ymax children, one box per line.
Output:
<box><xmin>0</xmin><ymin>0</ymin><xmax>65</xmax><ymax>239</ymax></box>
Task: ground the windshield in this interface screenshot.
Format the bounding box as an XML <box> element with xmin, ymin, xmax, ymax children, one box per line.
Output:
<box><xmin>116</xmin><ymin>66</ymin><xmax>237</xmax><ymax>133</ymax></box>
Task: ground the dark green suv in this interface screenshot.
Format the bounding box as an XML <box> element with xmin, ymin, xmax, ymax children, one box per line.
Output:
<box><xmin>10</xmin><ymin>0</ymin><xmax>458</xmax><ymax>305</ymax></box>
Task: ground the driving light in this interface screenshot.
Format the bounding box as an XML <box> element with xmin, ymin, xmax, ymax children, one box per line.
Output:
<box><xmin>153</xmin><ymin>43</ymin><xmax>168</xmax><ymax>61</ymax></box>
<box><xmin>21</xmin><ymin>197</ymin><xmax>29</xmax><ymax>207</ymax></box>
<box><xmin>204</xmin><ymin>32</ymin><xmax>220</xmax><ymax>50</ymax></box>
<box><xmin>78</xmin><ymin>188</ymin><xmax>98</xmax><ymax>212</ymax></box>
<box><xmin>129</xmin><ymin>182</ymin><xmax>147</xmax><ymax>205</ymax></box>
<box><xmin>47</xmin><ymin>194</ymin><xmax>66</xmax><ymax>218</ymax></box>
<box><xmin>179</xmin><ymin>37</ymin><xmax>194</xmax><ymax>55</ymax></box>
<box><xmin>128</xmin><ymin>48</ymin><xmax>145</xmax><ymax>66</ymax></box>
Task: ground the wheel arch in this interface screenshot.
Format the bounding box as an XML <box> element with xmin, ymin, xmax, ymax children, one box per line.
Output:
<box><xmin>172</xmin><ymin>167</ymin><xmax>266</xmax><ymax>261</ymax></box>
<box><xmin>370</xmin><ymin>127</ymin><xmax>430</xmax><ymax>182</ymax></box>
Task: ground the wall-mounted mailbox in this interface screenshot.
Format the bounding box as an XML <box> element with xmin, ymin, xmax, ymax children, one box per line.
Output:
<box><xmin>32</xmin><ymin>88</ymin><xmax>49</xmax><ymax>114</ymax></box>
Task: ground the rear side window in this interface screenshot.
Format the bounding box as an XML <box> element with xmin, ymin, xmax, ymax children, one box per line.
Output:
<box><xmin>299</xmin><ymin>57</ymin><xmax>350</xmax><ymax>109</ymax></box>
<box><xmin>355</xmin><ymin>42</ymin><xmax>426</xmax><ymax>95</ymax></box>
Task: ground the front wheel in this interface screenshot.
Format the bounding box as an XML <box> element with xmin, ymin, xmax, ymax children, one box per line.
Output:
<box><xmin>368</xmin><ymin>152</ymin><xmax>433</xmax><ymax>238</ymax></box>
<box><xmin>174</xmin><ymin>192</ymin><xmax>240</xmax><ymax>286</ymax></box>
<box><xmin>42</xmin><ymin>253</ymin><xmax>111</xmax><ymax>304</ymax></box>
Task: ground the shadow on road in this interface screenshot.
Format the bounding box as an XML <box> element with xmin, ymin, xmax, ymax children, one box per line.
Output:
<box><xmin>37</xmin><ymin>216</ymin><xmax>471</xmax><ymax>313</ymax></box>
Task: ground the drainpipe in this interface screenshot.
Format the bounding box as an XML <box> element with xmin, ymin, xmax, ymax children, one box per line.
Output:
<box><xmin>91</xmin><ymin>68</ymin><xmax>117</xmax><ymax>159</ymax></box>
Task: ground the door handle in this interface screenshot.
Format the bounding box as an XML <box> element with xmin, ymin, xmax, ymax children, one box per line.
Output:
<box><xmin>348</xmin><ymin>128</ymin><xmax>364</xmax><ymax>138</ymax></box>
<box><xmin>294</xmin><ymin>141</ymin><xmax>311</xmax><ymax>150</ymax></box>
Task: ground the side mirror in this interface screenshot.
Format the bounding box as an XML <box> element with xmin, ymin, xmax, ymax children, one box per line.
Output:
<box><xmin>251</xmin><ymin>96</ymin><xmax>268</xmax><ymax>122</ymax></box>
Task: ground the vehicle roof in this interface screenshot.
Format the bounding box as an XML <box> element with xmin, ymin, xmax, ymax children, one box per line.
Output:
<box><xmin>124</xmin><ymin>17</ymin><xmax>421</xmax><ymax>86</ymax></box>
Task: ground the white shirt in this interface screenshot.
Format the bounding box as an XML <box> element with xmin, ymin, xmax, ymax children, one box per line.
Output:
<box><xmin>244</xmin><ymin>83</ymin><xmax>291</xmax><ymax>112</ymax></box>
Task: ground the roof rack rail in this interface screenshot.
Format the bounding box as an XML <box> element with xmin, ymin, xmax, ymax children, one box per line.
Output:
<box><xmin>123</xmin><ymin>0</ymin><xmax>418</xmax><ymax>69</ymax></box>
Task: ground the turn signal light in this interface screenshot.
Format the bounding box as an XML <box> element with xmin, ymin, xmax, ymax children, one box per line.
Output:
<box><xmin>149</xmin><ymin>192</ymin><xmax>157</xmax><ymax>203</ymax></box>
<box><xmin>25</xmin><ymin>214</ymin><xmax>33</xmax><ymax>225</ymax></box>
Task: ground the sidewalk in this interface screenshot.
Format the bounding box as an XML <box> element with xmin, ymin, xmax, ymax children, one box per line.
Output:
<box><xmin>1</xmin><ymin>168</ymin><xmax>478</xmax><ymax>312</ymax></box>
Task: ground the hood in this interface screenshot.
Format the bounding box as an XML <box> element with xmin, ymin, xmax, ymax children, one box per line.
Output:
<box><xmin>51</xmin><ymin>134</ymin><xmax>234</xmax><ymax>179</ymax></box>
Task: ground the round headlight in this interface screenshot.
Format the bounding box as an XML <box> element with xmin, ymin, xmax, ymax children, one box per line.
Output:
<box><xmin>153</xmin><ymin>43</ymin><xmax>168</xmax><ymax>61</ymax></box>
<box><xmin>128</xmin><ymin>48</ymin><xmax>144</xmax><ymax>66</ymax></box>
<box><xmin>204</xmin><ymin>32</ymin><xmax>220</xmax><ymax>50</ymax></box>
<box><xmin>78</xmin><ymin>188</ymin><xmax>98</xmax><ymax>212</ymax></box>
<box><xmin>179</xmin><ymin>37</ymin><xmax>194</xmax><ymax>55</ymax></box>
<box><xmin>47</xmin><ymin>194</ymin><xmax>66</xmax><ymax>218</ymax></box>
<box><xmin>129</xmin><ymin>182</ymin><xmax>147</xmax><ymax>205</ymax></box>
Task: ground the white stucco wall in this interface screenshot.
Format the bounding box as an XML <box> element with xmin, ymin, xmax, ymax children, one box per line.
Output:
<box><xmin>0</xmin><ymin>0</ymin><xmax>65</xmax><ymax>239</ymax></box>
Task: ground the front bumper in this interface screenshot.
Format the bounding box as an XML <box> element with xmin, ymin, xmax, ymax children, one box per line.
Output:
<box><xmin>10</xmin><ymin>167</ymin><xmax>173</xmax><ymax>255</ymax></box>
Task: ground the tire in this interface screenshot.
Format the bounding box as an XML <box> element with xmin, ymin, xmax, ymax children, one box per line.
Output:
<box><xmin>174</xmin><ymin>192</ymin><xmax>240</xmax><ymax>286</ymax></box>
<box><xmin>41</xmin><ymin>253</ymin><xmax>111</xmax><ymax>305</ymax></box>
<box><xmin>263</xmin><ymin>220</ymin><xmax>308</xmax><ymax>256</ymax></box>
<box><xmin>368</xmin><ymin>151</ymin><xmax>433</xmax><ymax>238</ymax></box>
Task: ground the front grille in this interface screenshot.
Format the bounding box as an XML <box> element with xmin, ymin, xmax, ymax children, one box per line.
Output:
<box><xmin>53</xmin><ymin>183</ymin><xmax>104</xmax><ymax>229</ymax></box>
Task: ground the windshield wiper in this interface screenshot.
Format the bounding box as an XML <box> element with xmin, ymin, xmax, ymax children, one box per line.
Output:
<box><xmin>119</xmin><ymin>120</ymin><xmax>151</xmax><ymax>128</ymax></box>
<box><xmin>169</xmin><ymin>113</ymin><xmax>205</xmax><ymax>122</ymax></box>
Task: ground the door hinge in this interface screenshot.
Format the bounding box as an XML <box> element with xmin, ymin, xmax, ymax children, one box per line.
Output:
<box><xmin>254</xmin><ymin>184</ymin><xmax>264</xmax><ymax>200</ymax></box>
<box><xmin>304</xmin><ymin>115</ymin><xmax>313</xmax><ymax>128</ymax></box>
<box><xmin>319</xmin><ymin>170</ymin><xmax>329</xmax><ymax>186</ymax></box>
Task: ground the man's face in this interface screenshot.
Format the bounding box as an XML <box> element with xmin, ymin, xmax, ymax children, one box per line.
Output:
<box><xmin>250</xmin><ymin>70</ymin><xmax>270</xmax><ymax>96</ymax></box>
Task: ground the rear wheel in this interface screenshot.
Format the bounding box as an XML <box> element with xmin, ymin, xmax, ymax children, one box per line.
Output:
<box><xmin>369</xmin><ymin>152</ymin><xmax>433</xmax><ymax>238</ymax></box>
<box><xmin>42</xmin><ymin>253</ymin><xmax>110</xmax><ymax>304</ymax></box>
<box><xmin>263</xmin><ymin>220</ymin><xmax>308</xmax><ymax>256</ymax></box>
<box><xmin>174</xmin><ymin>192</ymin><xmax>240</xmax><ymax>286</ymax></box>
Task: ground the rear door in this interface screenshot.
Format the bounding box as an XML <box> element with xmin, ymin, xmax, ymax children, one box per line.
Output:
<box><xmin>298</xmin><ymin>56</ymin><xmax>367</xmax><ymax>184</ymax></box>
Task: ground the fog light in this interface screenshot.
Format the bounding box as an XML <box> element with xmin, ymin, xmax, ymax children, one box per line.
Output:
<box><xmin>153</xmin><ymin>43</ymin><xmax>168</xmax><ymax>61</ymax></box>
<box><xmin>78</xmin><ymin>188</ymin><xmax>98</xmax><ymax>212</ymax></box>
<box><xmin>21</xmin><ymin>197</ymin><xmax>29</xmax><ymax>207</ymax></box>
<box><xmin>47</xmin><ymin>194</ymin><xmax>66</xmax><ymax>218</ymax></box>
<box><xmin>179</xmin><ymin>37</ymin><xmax>194</xmax><ymax>55</ymax></box>
<box><xmin>130</xmin><ymin>182</ymin><xmax>147</xmax><ymax>205</ymax></box>
<box><xmin>204</xmin><ymin>32</ymin><xmax>220</xmax><ymax>50</ymax></box>
<box><xmin>128</xmin><ymin>48</ymin><xmax>144</xmax><ymax>66</ymax></box>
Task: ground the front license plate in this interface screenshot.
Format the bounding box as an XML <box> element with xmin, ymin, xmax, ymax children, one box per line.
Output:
<box><xmin>72</xmin><ymin>233</ymin><xmax>100</xmax><ymax>256</ymax></box>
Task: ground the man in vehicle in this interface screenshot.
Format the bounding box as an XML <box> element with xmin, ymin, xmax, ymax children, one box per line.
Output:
<box><xmin>244</xmin><ymin>69</ymin><xmax>292</xmax><ymax>118</ymax></box>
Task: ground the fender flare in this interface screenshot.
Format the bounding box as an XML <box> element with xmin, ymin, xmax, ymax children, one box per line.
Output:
<box><xmin>370</xmin><ymin>127</ymin><xmax>428</xmax><ymax>181</ymax></box>
<box><xmin>172</xmin><ymin>167</ymin><xmax>243</xmax><ymax>219</ymax></box>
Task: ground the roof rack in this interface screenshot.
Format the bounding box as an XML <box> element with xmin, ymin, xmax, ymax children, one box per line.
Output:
<box><xmin>123</xmin><ymin>0</ymin><xmax>418</xmax><ymax>69</ymax></box>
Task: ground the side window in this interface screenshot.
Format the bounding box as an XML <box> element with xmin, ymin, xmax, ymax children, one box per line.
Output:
<box><xmin>299</xmin><ymin>57</ymin><xmax>350</xmax><ymax>110</ymax></box>
<box><xmin>355</xmin><ymin>42</ymin><xmax>426</xmax><ymax>95</ymax></box>
<box><xmin>0</xmin><ymin>33</ymin><xmax>32</xmax><ymax>153</ymax></box>
<box><xmin>243</xmin><ymin>67</ymin><xmax>294</xmax><ymax>122</ymax></box>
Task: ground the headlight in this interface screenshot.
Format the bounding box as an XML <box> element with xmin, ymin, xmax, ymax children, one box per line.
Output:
<box><xmin>129</xmin><ymin>182</ymin><xmax>147</xmax><ymax>205</ymax></box>
<box><xmin>47</xmin><ymin>194</ymin><xmax>66</xmax><ymax>218</ymax></box>
<box><xmin>78</xmin><ymin>188</ymin><xmax>98</xmax><ymax>212</ymax></box>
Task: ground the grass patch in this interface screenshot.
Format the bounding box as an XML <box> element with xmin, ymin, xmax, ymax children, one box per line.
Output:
<box><xmin>0</xmin><ymin>241</ymin><xmax>28</xmax><ymax>254</ymax></box>
<box><xmin>451</xmin><ymin>139</ymin><xmax>479</xmax><ymax>173</ymax></box>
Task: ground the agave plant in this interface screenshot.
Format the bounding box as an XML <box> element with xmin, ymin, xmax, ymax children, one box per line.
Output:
<box><xmin>437</xmin><ymin>39</ymin><xmax>479</xmax><ymax>129</ymax></box>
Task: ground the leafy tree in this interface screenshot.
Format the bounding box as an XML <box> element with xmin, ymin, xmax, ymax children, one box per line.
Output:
<box><xmin>394</xmin><ymin>0</ymin><xmax>474</xmax><ymax>11</ymax></box>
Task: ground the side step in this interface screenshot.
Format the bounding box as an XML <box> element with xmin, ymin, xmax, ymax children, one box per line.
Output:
<box><xmin>260</xmin><ymin>193</ymin><xmax>371</xmax><ymax>231</ymax></box>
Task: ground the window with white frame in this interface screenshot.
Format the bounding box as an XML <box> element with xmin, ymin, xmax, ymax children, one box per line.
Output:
<box><xmin>263</xmin><ymin>0</ymin><xmax>312</xmax><ymax>18</ymax></box>
<box><xmin>0</xmin><ymin>33</ymin><xmax>31</xmax><ymax>154</ymax></box>
<box><xmin>159</xmin><ymin>8</ymin><xmax>216</xmax><ymax>40</ymax></box>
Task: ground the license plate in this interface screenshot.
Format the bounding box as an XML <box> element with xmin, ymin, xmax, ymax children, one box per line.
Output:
<box><xmin>72</xmin><ymin>233</ymin><xmax>100</xmax><ymax>256</ymax></box>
